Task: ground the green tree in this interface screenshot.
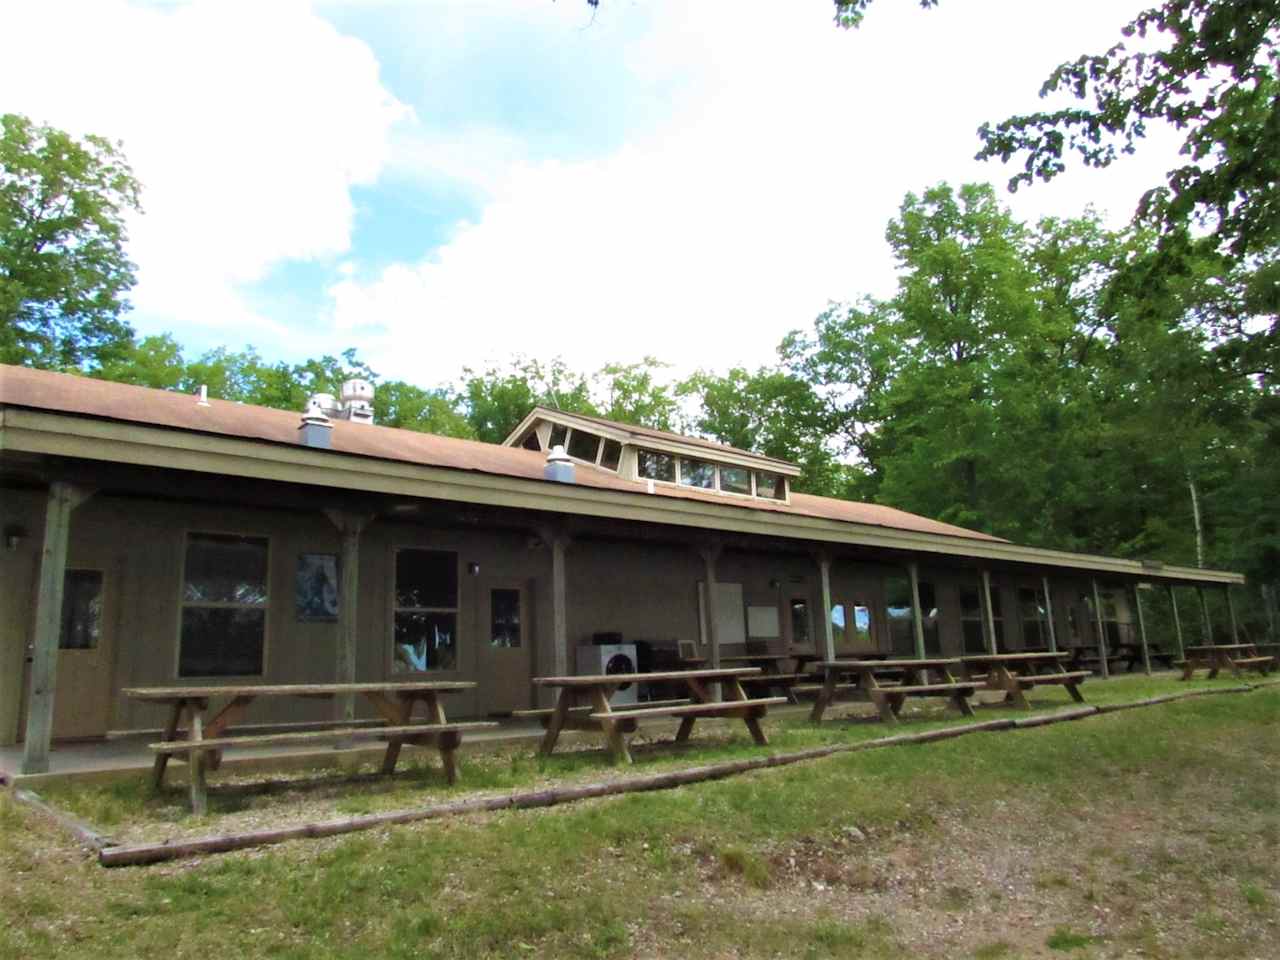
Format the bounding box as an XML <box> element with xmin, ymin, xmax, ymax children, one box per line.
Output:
<box><xmin>460</xmin><ymin>357</ymin><xmax>596</xmax><ymax>443</ymax></box>
<box><xmin>595</xmin><ymin>357</ymin><xmax>679</xmax><ymax>430</ymax></box>
<box><xmin>0</xmin><ymin>113</ymin><xmax>141</xmax><ymax>369</ymax></box>
<box><xmin>375</xmin><ymin>380</ymin><xmax>474</xmax><ymax>438</ymax></box>
<box><xmin>93</xmin><ymin>333</ymin><xmax>187</xmax><ymax>390</ymax></box>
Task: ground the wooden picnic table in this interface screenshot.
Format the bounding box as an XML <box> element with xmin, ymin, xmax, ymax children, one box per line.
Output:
<box><xmin>124</xmin><ymin>681</ymin><xmax>495</xmax><ymax>814</ymax></box>
<box><xmin>528</xmin><ymin>668</ymin><xmax>785</xmax><ymax>764</ymax></box>
<box><xmin>808</xmin><ymin>657</ymin><xmax>977</xmax><ymax>725</ymax></box>
<box><xmin>960</xmin><ymin>652</ymin><xmax>1088</xmax><ymax>709</ymax></box>
<box><xmin>1179</xmin><ymin>643</ymin><xmax>1275</xmax><ymax>680</ymax></box>
<box><xmin>722</xmin><ymin>653</ymin><xmax>809</xmax><ymax>702</ymax></box>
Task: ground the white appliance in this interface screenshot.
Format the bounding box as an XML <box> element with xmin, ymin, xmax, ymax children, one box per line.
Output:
<box><xmin>577</xmin><ymin>643</ymin><xmax>639</xmax><ymax>705</ymax></box>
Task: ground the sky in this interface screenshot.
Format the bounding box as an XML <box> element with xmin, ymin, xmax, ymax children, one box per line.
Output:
<box><xmin>2</xmin><ymin>0</ymin><xmax>1184</xmax><ymax>389</ymax></box>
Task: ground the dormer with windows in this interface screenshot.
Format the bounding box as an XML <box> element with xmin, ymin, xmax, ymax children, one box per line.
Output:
<box><xmin>504</xmin><ymin>407</ymin><xmax>802</xmax><ymax>504</ymax></box>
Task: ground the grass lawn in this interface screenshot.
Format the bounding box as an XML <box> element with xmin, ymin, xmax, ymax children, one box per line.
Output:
<box><xmin>2</xmin><ymin>677</ymin><xmax>1276</xmax><ymax>958</ymax></box>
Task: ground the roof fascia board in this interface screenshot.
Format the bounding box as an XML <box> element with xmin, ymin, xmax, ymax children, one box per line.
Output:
<box><xmin>0</xmin><ymin>408</ymin><xmax>1244</xmax><ymax>586</ymax></box>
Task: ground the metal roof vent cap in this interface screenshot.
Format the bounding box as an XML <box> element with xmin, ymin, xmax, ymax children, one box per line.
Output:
<box><xmin>340</xmin><ymin>379</ymin><xmax>375</xmax><ymax>425</ymax></box>
<box><xmin>544</xmin><ymin>444</ymin><xmax>575</xmax><ymax>484</ymax></box>
<box><xmin>299</xmin><ymin>397</ymin><xmax>333</xmax><ymax>449</ymax></box>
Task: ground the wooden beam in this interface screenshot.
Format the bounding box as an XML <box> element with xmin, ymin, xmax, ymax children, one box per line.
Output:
<box><xmin>324</xmin><ymin>511</ymin><xmax>372</xmax><ymax>725</ymax></box>
<box><xmin>546</xmin><ymin>531</ymin><xmax>570</xmax><ymax>681</ymax></box>
<box><xmin>699</xmin><ymin>542</ymin><xmax>724</xmax><ymax>700</ymax></box>
<box><xmin>21</xmin><ymin>482</ymin><xmax>94</xmax><ymax>774</ymax></box>
<box><xmin>1131</xmin><ymin>585</ymin><xmax>1152</xmax><ymax>676</ymax></box>
<box><xmin>980</xmin><ymin>571</ymin><xmax>998</xmax><ymax>655</ymax></box>
<box><xmin>1197</xmin><ymin>585</ymin><xmax>1212</xmax><ymax>644</ymax></box>
<box><xmin>1041</xmin><ymin>576</ymin><xmax>1058</xmax><ymax>653</ymax></box>
<box><xmin>1224</xmin><ymin>585</ymin><xmax>1240</xmax><ymax>644</ymax></box>
<box><xmin>1167</xmin><ymin>585</ymin><xmax>1185</xmax><ymax>660</ymax></box>
<box><xmin>1090</xmin><ymin>578</ymin><xmax>1110</xmax><ymax>679</ymax></box>
<box><xmin>908</xmin><ymin>562</ymin><xmax>926</xmax><ymax>660</ymax></box>
<box><xmin>817</xmin><ymin>553</ymin><xmax>835</xmax><ymax>662</ymax></box>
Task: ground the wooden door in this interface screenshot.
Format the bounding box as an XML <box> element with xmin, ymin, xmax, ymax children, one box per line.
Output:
<box><xmin>833</xmin><ymin>576</ymin><xmax>882</xmax><ymax>656</ymax></box>
<box><xmin>475</xmin><ymin>581</ymin><xmax>532</xmax><ymax>715</ymax></box>
<box><xmin>19</xmin><ymin>567</ymin><xmax>115</xmax><ymax>741</ymax></box>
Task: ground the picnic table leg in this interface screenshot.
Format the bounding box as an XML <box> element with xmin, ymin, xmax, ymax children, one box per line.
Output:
<box><xmin>364</xmin><ymin>691</ymin><xmax>411</xmax><ymax>775</ymax></box>
<box><xmin>674</xmin><ymin>717</ymin><xmax>696</xmax><ymax>743</ymax></box>
<box><xmin>424</xmin><ymin>691</ymin><xmax>460</xmax><ymax>783</ymax></box>
<box><xmin>809</xmin><ymin>670</ymin><xmax>837</xmax><ymax>724</ymax></box>
<box><xmin>997</xmin><ymin>666</ymin><xmax>1031</xmax><ymax>710</ymax></box>
<box><xmin>1207</xmin><ymin>653</ymin><xmax>1222</xmax><ymax>680</ymax></box>
<box><xmin>590</xmin><ymin>687</ymin><xmax>631</xmax><ymax>765</ymax></box>
<box><xmin>937</xmin><ymin>665</ymin><xmax>975</xmax><ymax>716</ymax></box>
<box><xmin>864</xmin><ymin>673</ymin><xmax>897</xmax><ymax>725</ymax></box>
<box><xmin>151</xmin><ymin>700</ymin><xmax>183</xmax><ymax>790</ymax></box>
<box><xmin>203</xmin><ymin>694</ymin><xmax>253</xmax><ymax>772</ymax></box>
<box><xmin>187</xmin><ymin>708</ymin><xmax>207</xmax><ymax>816</ymax></box>
<box><xmin>538</xmin><ymin>690</ymin><xmax>573</xmax><ymax>757</ymax></box>
<box><xmin>727</xmin><ymin>677</ymin><xmax>768</xmax><ymax>746</ymax></box>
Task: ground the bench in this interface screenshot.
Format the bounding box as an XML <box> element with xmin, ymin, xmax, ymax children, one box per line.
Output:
<box><xmin>588</xmin><ymin>698</ymin><xmax>786</xmax><ymax>722</ymax></box>
<box><xmin>1181</xmin><ymin>644</ymin><xmax>1275</xmax><ymax>680</ymax></box>
<box><xmin>512</xmin><ymin>699</ymin><xmax>692</xmax><ymax>733</ymax></box>
<box><xmin>961</xmin><ymin>653</ymin><xmax>1087</xmax><ymax>710</ymax></box>
<box><xmin>809</xmin><ymin>659</ymin><xmax>977</xmax><ymax>725</ymax></box>
<box><xmin>150</xmin><ymin>721</ymin><xmax>496</xmax><ymax>755</ymax></box>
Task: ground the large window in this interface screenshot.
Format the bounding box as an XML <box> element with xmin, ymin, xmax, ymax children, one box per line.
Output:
<box><xmin>789</xmin><ymin>597</ymin><xmax>811</xmax><ymax>649</ymax></box>
<box><xmin>637</xmin><ymin>449</ymin><xmax>676</xmax><ymax>482</ymax></box>
<box><xmin>755</xmin><ymin>472</ymin><xmax>786</xmax><ymax>500</ymax></box>
<box><xmin>61</xmin><ymin>570</ymin><xmax>103</xmax><ymax>650</ymax></box>
<box><xmin>831</xmin><ymin>600</ymin><xmax>875</xmax><ymax>653</ymax></box>
<box><xmin>960</xmin><ymin>585</ymin><xmax>987</xmax><ymax>654</ymax></box>
<box><xmin>567</xmin><ymin>428</ymin><xmax>602</xmax><ymax>463</ymax></box>
<box><xmin>679</xmin><ymin>458</ymin><xmax>716</xmax><ymax>489</ymax></box>
<box><xmin>179</xmin><ymin>533</ymin><xmax>269</xmax><ymax>677</ymax></box>
<box><xmin>719</xmin><ymin>465</ymin><xmax>751</xmax><ymax>495</ymax></box>
<box><xmin>1019</xmin><ymin>586</ymin><xmax>1048</xmax><ymax>649</ymax></box>
<box><xmin>393</xmin><ymin>549</ymin><xmax>459</xmax><ymax>672</ymax></box>
<box><xmin>884</xmin><ymin>576</ymin><xmax>915</xmax><ymax>656</ymax></box>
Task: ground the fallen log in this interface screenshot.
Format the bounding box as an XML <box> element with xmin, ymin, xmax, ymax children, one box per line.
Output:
<box><xmin>13</xmin><ymin>789</ymin><xmax>115</xmax><ymax>851</ymax></box>
<box><xmin>1012</xmin><ymin>706</ymin><xmax>1098</xmax><ymax>728</ymax></box>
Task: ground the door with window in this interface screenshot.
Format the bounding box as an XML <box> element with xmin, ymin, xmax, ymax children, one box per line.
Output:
<box><xmin>475</xmin><ymin>581</ymin><xmax>531</xmax><ymax>715</ymax></box>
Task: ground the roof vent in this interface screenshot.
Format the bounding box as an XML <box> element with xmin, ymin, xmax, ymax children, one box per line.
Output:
<box><xmin>298</xmin><ymin>397</ymin><xmax>333</xmax><ymax>449</ymax></box>
<box><xmin>544</xmin><ymin>444</ymin><xmax>575</xmax><ymax>484</ymax></box>
<box><xmin>340</xmin><ymin>379</ymin><xmax>374</xmax><ymax>425</ymax></box>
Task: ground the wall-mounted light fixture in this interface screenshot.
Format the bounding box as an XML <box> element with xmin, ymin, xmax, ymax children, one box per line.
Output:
<box><xmin>4</xmin><ymin>525</ymin><xmax>26</xmax><ymax>550</ymax></box>
<box><xmin>467</xmin><ymin>561</ymin><xmax>481</xmax><ymax>576</ymax></box>
<box><xmin>768</xmin><ymin>578</ymin><xmax>782</xmax><ymax>590</ymax></box>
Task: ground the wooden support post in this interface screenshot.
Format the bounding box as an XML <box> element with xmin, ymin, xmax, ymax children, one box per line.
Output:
<box><xmin>1090</xmin><ymin>578</ymin><xmax>1110</xmax><ymax>679</ymax></box>
<box><xmin>817</xmin><ymin>553</ymin><xmax>835</xmax><ymax>662</ymax></box>
<box><xmin>1197</xmin><ymin>586</ymin><xmax>1212</xmax><ymax>644</ymax></box>
<box><xmin>1225</xmin><ymin>586</ymin><xmax>1240</xmax><ymax>644</ymax></box>
<box><xmin>980</xmin><ymin>570</ymin><xmax>998</xmax><ymax>655</ymax></box>
<box><xmin>1041</xmin><ymin>576</ymin><xmax>1058</xmax><ymax>653</ymax></box>
<box><xmin>324</xmin><ymin>511</ymin><xmax>372</xmax><ymax>725</ymax></box>
<box><xmin>699</xmin><ymin>543</ymin><xmax>723</xmax><ymax>700</ymax></box>
<box><xmin>1167</xmin><ymin>585</ymin><xmax>1185</xmax><ymax>660</ymax></box>
<box><xmin>21</xmin><ymin>482</ymin><xmax>94</xmax><ymax>775</ymax></box>
<box><xmin>1132</xmin><ymin>584</ymin><xmax>1152</xmax><ymax>676</ymax></box>
<box><xmin>548</xmin><ymin>533</ymin><xmax>570</xmax><ymax>681</ymax></box>
<box><xmin>908</xmin><ymin>562</ymin><xmax>926</xmax><ymax>660</ymax></box>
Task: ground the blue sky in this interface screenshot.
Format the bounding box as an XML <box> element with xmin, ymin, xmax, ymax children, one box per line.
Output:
<box><xmin>4</xmin><ymin>0</ymin><xmax>1182</xmax><ymax>389</ymax></box>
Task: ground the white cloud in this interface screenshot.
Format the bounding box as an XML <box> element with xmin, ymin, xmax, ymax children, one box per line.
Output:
<box><xmin>329</xmin><ymin>0</ymin><xmax>1186</xmax><ymax>385</ymax></box>
<box><xmin>1</xmin><ymin>0</ymin><xmax>409</xmax><ymax>340</ymax></box>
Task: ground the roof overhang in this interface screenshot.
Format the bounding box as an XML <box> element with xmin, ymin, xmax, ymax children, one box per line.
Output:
<box><xmin>0</xmin><ymin>406</ymin><xmax>1245</xmax><ymax>586</ymax></box>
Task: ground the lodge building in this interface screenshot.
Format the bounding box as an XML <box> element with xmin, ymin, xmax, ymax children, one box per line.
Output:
<box><xmin>0</xmin><ymin>364</ymin><xmax>1244</xmax><ymax>774</ymax></box>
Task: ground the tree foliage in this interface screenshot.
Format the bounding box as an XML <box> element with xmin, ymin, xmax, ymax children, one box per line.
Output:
<box><xmin>0</xmin><ymin>113</ymin><xmax>142</xmax><ymax>369</ymax></box>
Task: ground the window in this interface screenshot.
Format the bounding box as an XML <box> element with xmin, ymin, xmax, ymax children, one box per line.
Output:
<box><xmin>789</xmin><ymin>597</ymin><xmax>811</xmax><ymax>649</ymax></box>
<box><xmin>831</xmin><ymin>600</ymin><xmax>875</xmax><ymax>653</ymax></box>
<box><xmin>679</xmin><ymin>458</ymin><xmax>716</xmax><ymax>489</ymax></box>
<box><xmin>884</xmin><ymin>575</ymin><xmax>915</xmax><ymax>656</ymax></box>
<box><xmin>567</xmin><ymin>429</ymin><xmax>601</xmax><ymax>463</ymax></box>
<box><xmin>549</xmin><ymin>424</ymin><xmax>568</xmax><ymax>450</ymax></box>
<box><xmin>521</xmin><ymin>430</ymin><xmax>542</xmax><ymax>451</ymax></box>
<box><xmin>490</xmin><ymin>588</ymin><xmax>521</xmax><ymax>648</ymax></box>
<box><xmin>179</xmin><ymin>533</ymin><xmax>269</xmax><ymax>677</ymax></box>
<box><xmin>1019</xmin><ymin>586</ymin><xmax>1047</xmax><ymax>649</ymax></box>
<box><xmin>600</xmin><ymin>439</ymin><xmax>622</xmax><ymax>471</ymax></box>
<box><xmin>60</xmin><ymin>570</ymin><xmax>103</xmax><ymax>650</ymax></box>
<box><xmin>637</xmin><ymin>449</ymin><xmax>675</xmax><ymax>482</ymax></box>
<box><xmin>755</xmin><ymin>472</ymin><xmax>786</xmax><ymax>500</ymax></box>
<box><xmin>960</xmin><ymin>585</ymin><xmax>987</xmax><ymax>654</ymax></box>
<box><xmin>919</xmin><ymin>581</ymin><xmax>941</xmax><ymax>655</ymax></box>
<box><xmin>393</xmin><ymin>549</ymin><xmax>458</xmax><ymax>672</ymax></box>
<box><xmin>719</xmin><ymin>465</ymin><xmax>751</xmax><ymax>495</ymax></box>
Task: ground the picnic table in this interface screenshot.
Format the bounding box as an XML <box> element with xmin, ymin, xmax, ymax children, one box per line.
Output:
<box><xmin>526</xmin><ymin>668</ymin><xmax>785</xmax><ymax>764</ymax></box>
<box><xmin>807</xmin><ymin>657</ymin><xmax>977</xmax><ymax>725</ymax></box>
<box><xmin>722</xmin><ymin>653</ymin><xmax>808</xmax><ymax>702</ymax></box>
<box><xmin>124</xmin><ymin>682</ymin><xmax>496</xmax><ymax>814</ymax></box>
<box><xmin>961</xmin><ymin>652</ymin><xmax>1089</xmax><ymax>709</ymax></box>
<box><xmin>1178</xmin><ymin>643</ymin><xmax>1275</xmax><ymax>680</ymax></box>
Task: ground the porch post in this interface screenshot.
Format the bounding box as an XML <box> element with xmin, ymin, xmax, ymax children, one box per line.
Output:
<box><xmin>1225</xmin><ymin>586</ymin><xmax>1240</xmax><ymax>644</ymax></box>
<box><xmin>325</xmin><ymin>511</ymin><xmax>372</xmax><ymax>725</ymax></box>
<box><xmin>1041</xmin><ymin>575</ymin><xmax>1058</xmax><ymax>653</ymax></box>
<box><xmin>980</xmin><ymin>570</ymin><xmax>998</xmax><ymax>655</ymax></box>
<box><xmin>549</xmin><ymin>534</ymin><xmax>570</xmax><ymax>679</ymax></box>
<box><xmin>699</xmin><ymin>544</ymin><xmax>723</xmax><ymax>700</ymax></box>
<box><xmin>1167</xmin><ymin>585</ymin><xmax>1185</xmax><ymax>660</ymax></box>
<box><xmin>1197</xmin><ymin>586</ymin><xmax>1212</xmax><ymax>644</ymax></box>
<box><xmin>1090</xmin><ymin>578</ymin><xmax>1110</xmax><ymax>679</ymax></box>
<box><xmin>22</xmin><ymin>482</ymin><xmax>94</xmax><ymax>775</ymax></box>
<box><xmin>908</xmin><ymin>562</ymin><xmax>926</xmax><ymax>660</ymax></box>
<box><xmin>1132</xmin><ymin>584</ymin><xmax>1152</xmax><ymax>676</ymax></box>
<box><xmin>817</xmin><ymin>553</ymin><xmax>835</xmax><ymax>662</ymax></box>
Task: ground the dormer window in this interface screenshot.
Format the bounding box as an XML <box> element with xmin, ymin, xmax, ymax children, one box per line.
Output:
<box><xmin>719</xmin><ymin>465</ymin><xmax>751</xmax><ymax>495</ymax></box>
<box><xmin>638</xmin><ymin>449</ymin><xmax>675</xmax><ymax>482</ymax></box>
<box><xmin>756</xmin><ymin>471</ymin><xmax>786</xmax><ymax>500</ymax></box>
<box><xmin>600</xmin><ymin>439</ymin><xmax>622</xmax><ymax>471</ymax></box>
<box><xmin>567</xmin><ymin>429</ymin><xmax>601</xmax><ymax>463</ymax></box>
<box><xmin>679</xmin><ymin>458</ymin><xmax>716</xmax><ymax>489</ymax></box>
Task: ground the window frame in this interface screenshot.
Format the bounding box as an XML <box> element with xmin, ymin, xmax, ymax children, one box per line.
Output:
<box><xmin>175</xmin><ymin>529</ymin><xmax>271</xmax><ymax>680</ymax></box>
<box><xmin>390</xmin><ymin>545</ymin><xmax>463</xmax><ymax>675</ymax></box>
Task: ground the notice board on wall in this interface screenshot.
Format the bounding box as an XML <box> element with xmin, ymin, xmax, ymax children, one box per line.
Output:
<box><xmin>746</xmin><ymin>604</ymin><xmax>781</xmax><ymax>641</ymax></box>
<box><xmin>697</xmin><ymin>581</ymin><xmax>746</xmax><ymax>647</ymax></box>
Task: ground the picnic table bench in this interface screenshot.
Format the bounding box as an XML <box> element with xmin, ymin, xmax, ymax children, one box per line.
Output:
<box><xmin>528</xmin><ymin>668</ymin><xmax>785</xmax><ymax>764</ymax></box>
<box><xmin>124</xmin><ymin>682</ymin><xmax>496</xmax><ymax>814</ymax></box>
<box><xmin>1178</xmin><ymin>643</ymin><xmax>1275</xmax><ymax>680</ymax></box>
<box><xmin>722</xmin><ymin>653</ymin><xmax>810</xmax><ymax>702</ymax></box>
<box><xmin>807</xmin><ymin>658</ymin><xmax>977</xmax><ymax>725</ymax></box>
<box><xmin>961</xmin><ymin>652</ymin><xmax>1088</xmax><ymax>709</ymax></box>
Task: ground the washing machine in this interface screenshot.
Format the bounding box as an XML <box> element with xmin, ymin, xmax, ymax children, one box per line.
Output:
<box><xmin>577</xmin><ymin>643</ymin><xmax>639</xmax><ymax>705</ymax></box>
